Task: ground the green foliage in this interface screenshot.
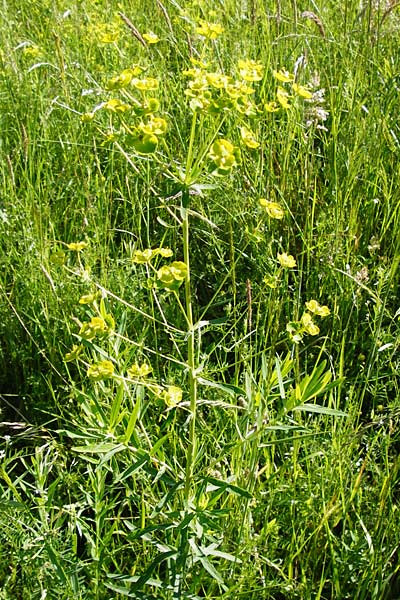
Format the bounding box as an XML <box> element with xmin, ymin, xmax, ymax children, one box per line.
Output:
<box><xmin>0</xmin><ymin>0</ymin><xmax>399</xmax><ymax>598</ymax></box>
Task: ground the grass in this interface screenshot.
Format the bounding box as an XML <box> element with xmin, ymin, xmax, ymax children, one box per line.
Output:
<box><xmin>0</xmin><ymin>0</ymin><xmax>399</xmax><ymax>598</ymax></box>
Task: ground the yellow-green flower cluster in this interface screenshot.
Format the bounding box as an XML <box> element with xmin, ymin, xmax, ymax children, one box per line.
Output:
<box><xmin>67</xmin><ymin>241</ymin><xmax>88</xmax><ymax>252</ymax></box>
<box><xmin>277</xmin><ymin>252</ymin><xmax>296</xmax><ymax>269</ymax></box>
<box><xmin>265</xmin><ymin>68</ymin><xmax>313</xmax><ymax>112</ymax></box>
<box><xmin>127</xmin><ymin>362</ymin><xmax>153</xmax><ymax>379</ymax></box>
<box><xmin>142</xmin><ymin>32</ymin><xmax>160</xmax><ymax>44</ymax></box>
<box><xmin>81</xmin><ymin>65</ymin><xmax>167</xmax><ymax>155</ymax></box>
<box><xmin>157</xmin><ymin>261</ymin><xmax>188</xmax><ymax>292</ymax></box>
<box><xmin>79</xmin><ymin>314</ymin><xmax>115</xmax><ymax>341</ymax></box>
<box><xmin>287</xmin><ymin>300</ymin><xmax>330</xmax><ymax>344</ymax></box>
<box><xmin>195</xmin><ymin>19</ymin><xmax>224</xmax><ymax>40</ymax></box>
<box><xmin>132</xmin><ymin>247</ymin><xmax>173</xmax><ymax>264</ymax></box>
<box><xmin>87</xmin><ymin>360</ymin><xmax>115</xmax><ymax>381</ymax></box>
<box><xmin>88</xmin><ymin>18</ymin><xmax>122</xmax><ymax>44</ymax></box>
<box><xmin>162</xmin><ymin>385</ymin><xmax>183</xmax><ymax>408</ymax></box>
<box><xmin>259</xmin><ymin>198</ymin><xmax>285</xmax><ymax>219</ymax></box>
<box><xmin>208</xmin><ymin>139</ymin><xmax>240</xmax><ymax>175</ymax></box>
<box><xmin>183</xmin><ymin>57</ymin><xmax>263</xmax><ymax>116</ymax></box>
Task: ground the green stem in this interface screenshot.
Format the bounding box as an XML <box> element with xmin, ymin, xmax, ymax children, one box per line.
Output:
<box><xmin>184</xmin><ymin>112</ymin><xmax>198</xmax><ymax>184</ymax></box>
<box><xmin>182</xmin><ymin>190</ymin><xmax>197</xmax><ymax>506</ymax></box>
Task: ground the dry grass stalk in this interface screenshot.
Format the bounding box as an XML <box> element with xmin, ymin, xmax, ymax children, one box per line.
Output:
<box><xmin>301</xmin><ymin>10</ymin><xmax>326</xmax><ymax>38</ymax></box>
<box><xmin>118</xmin><ymin>12</ymin><xmax>147</xmax><ymax>47</ymax></box>
<box><xmin>156</xmin><ymin>0</ymin><xmax>175</xmax><ymax>37</ymax></box>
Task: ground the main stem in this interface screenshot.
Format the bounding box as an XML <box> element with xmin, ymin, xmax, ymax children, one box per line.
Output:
<box><xmin>182</xmin><ymin>191</ymin><xmax>197</xmax><ymax>507</ymax></box>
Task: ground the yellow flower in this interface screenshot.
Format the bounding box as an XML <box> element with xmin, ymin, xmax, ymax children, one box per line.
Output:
<box><xmin>87</xmin><ymin>360</ymin><xmax>115</xmax><ymax>381</ymax></box>
<box><xmin>131</xmin><ymin>77</ymin><xmax>159</xmax><ymax>91</ymax></box>
<box><xmin>276</xmin><ymin>87</ymin><xmax>291</xmax><ymax>109</ymax></box>
<box><xmin>292</xmin><ymin>82</ymin><xmax>313</xmax><ymax>99</ymax></box>
<box><xmin>79</xmin><ymin>293</ymin><xmax>97</xmax><ymax>305</ymax></box>
<box><xmin>22</xmin><ymin>45</ymin><xmax>42</xmax><ymax>58</ymax></box>
<box><xmin>142</xmin><ymin>32</ymin><xmax>160</xmax><ymax>44</ymax></box>
<box><xmin>139</xmin><ymin>116</ymin><xmax>168</xmax><ymax>136</ymax></box>
<box><xmin>305</xmin><ymin>300</ymin><xmax>330</xmax><ymax>317</ymax></box>
<box><xmin>64</xmin><ymin>344</ymin><xmax>84</xmax><ymax>362</ymax></box>
<box><xmin>132</xmin><ymin>249</ymin><xmax>155</xmax><ymax>264</ymax></box>
<box><xmin>277</xmin><ymin>253</ymin><xmax>296</xmax><ymax>268</ymax></box>
<box><xmin>157</xmin><ymin>261</ymin><xmax>188</xmax><ymax>291</ymax></box>
<box><xmin>264</xmin><ymin>101</ymin><xmax>280</xmax><ymax>113</ymax></box>
<box><xmin>79</xmin><ymin>315</ymin><xmax>114</xmax><ymax>340</ymax></box>
<box><xmin>195</xmin><ymin>20</ymin><xmax>224</xmax><ymax>40</ymax></box>
<box><xmin>106</xmin><ymin>69</ymin><xmax>135</xmax><ymax>90</ymax></box>
<box><xmin>238</xmin><ymin>59</ymin><xmax>264</xmax><ymax>82</ymax></box>
<box><xmin>67</xmin><ymin>241</ymin><xmax>87</xmax><ymax>252</ymax></box>
<box><xmin>263</xmin><ymin>274</ymin><xmax>278</xmax><ymax>289</ymax></box>
<box><xmin>259</xmin><ymin>198</ymin><xmax>284</xmax><ymax>219</ymax></box>
<box><xmin>301</xmin><ymin>312</ymin><xmax>320</xmax><ymax>336</ymax></box>
<box><xmin>127</xmin><ymin>362</ymin><xmax>152</xmax><ymax>379</ymax></box>
<box><xmin>81</xmin><ymin>112</ymin><xmax>95</xmax><ymax>122</ymax></box>
<box><xmin>240</xmin><ymin>126</ymin><xmax>259</xmax><ymax>149</ymax></box>
<box><xmin>162</xmin><ymin>385</ymin><xmax>183</xmax><ymax>407</ymax></box>
<box><xmin>104</xmin><ymin>98</ymin><xmax>130</xmax><ymax>113</ymax></box>
<box><xmin>208</xmin><ymin>139</ymin><xmax>239</xmax><ymax>174</ymax></box>
<box><xmin>156</xmin><ymin>248</ymin><xmax>173</xmax><ymax>258</ymax></box>
<box><xmin>273</xmin><ymin>69</ymin><xmax>294</xmax><ymax>83</ymax></box>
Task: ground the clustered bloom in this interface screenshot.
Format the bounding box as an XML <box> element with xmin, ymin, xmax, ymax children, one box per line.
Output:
<box><xmin>277</xmin><ymin>252</ymin><xmax>296</xmax><ymax>269</ymax></box>
<box><xmin>259</xmin><ymin>198</ymin><xmax>285</xmax><ymax>219</ymax></box>
<box><xmin>162</xmin><ymin>385</ymin><xmax>183</xmax><ymax>407</ymax></box>
<box><xmin>79</xmin><ymin>292</ymin><xmax>100</xmax><ymax>305</ymax></box>
<box><xmin>240</xmin><ymin>126</ymin><xmax>259</xmax><ymax>149</ymax></box>
<box><xmin>87</xmin><ymin>360</ymin><xmax>115</xmax><ymax>381</ymax></box>
<box><xmin>265</xmin><ymin>68</ymin><xmax>314</xmax><ymax>111</ymax></box>
<box><xmin>79</xmin><ymin>314</ymin><xmax>115</xmax><ymax>341</ymax></box>
<box><xmin>22</xmin><ymin>45</ymin><xmax>42</xmax><ymax>58</ymax></box>
<box><xmin>89</xmin><ymin>20</ymin><xmax>122</xmax><ymax>44</ymax></box>
<box><xmin>238</xmin><ymin>59</ymin><xmax>264</xmax><ymax>82</ymax></box>
<box><xmin>64</xmin><ymin>344</ymin><xmax>84</xmax><ymax>362</ymax></box>
<box><xmin>183</xmin><ymin>57</ymin><xmax>261</xmax><ymax>117</ymax></box>
<box><xmin>132</xmin><ymin>247</ymin><xmax>173</xmax><ymax>264</ymax></box>
<box><xmin>157</xmin><ymin>261</ymin><xmax>188</xmax><ymax>291</ymax></box>
<box><xmin>142</xmin><ymin>32</ymin><xmax>160</xmax><ymax>44</ymax></box>
<box><xmin>287</xmin><ymin>300</ymin><xmax>330</xmax><ymax>343</ymax></box>
<box><xmin>67</xmin><ymin>241</ymin><xmax>87</xmax><ymax>252</ymax></box>
<box><xmin>127</xmin><ymin>362</ymin><xmax>153</xmax><ymax>379</ymax></box>
<box><xmin>195</xmin><ymin>19</ymin><xmax>224</xmax><ymax>39</ymax></box>
<box><xmin>81</xmin><ymin>65</ymin><xmax>167</xmax><ymax>155</ymax></box>
<box><xmin>208</xmin><ymin>139</ymin><xmax>240</xmax><ymax>175</ymax></box>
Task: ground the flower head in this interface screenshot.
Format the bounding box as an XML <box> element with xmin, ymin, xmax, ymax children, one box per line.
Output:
<box><xmin>142</xmin><ymin>32</ymin><xmax>160</xmax><ymax>44</ymax></box>
<box><xmin>208</xmin><ymin>139</ymin><xmax>240</xmax><ymax>174</ymax></box>
<box><xmin>292</xmin><ymin>82</ymin><xmax>313</xmax><ymax>99</ymax></box>
<box><xmin>277</xmin><ymin>253</ymin><xmax>296</xmax><ymax>268</ymax></box>
<box><xmin>305</xmin><ymin>299</ymin><xmax>330</xmax><ymax>317</ymax></box>
<box><xmin>238</xmin><ymin>59</ymin><xmax>264</xmax><ymax>82</ymax></box>
<box><xmin>132</xmin><ymin>249</ymin><xmax>155</xmax><ymax>264</ymax></box>
<box><xmin>259</xmin><ymin>198</ymin><xmax>284</xmax><ymax>219</ymax></box>
<box><xmin>162</xmin><ymin>385</ymin><xmax>183</xmax><ymax>407</ymax></box>
<box><xmin>196</xmin><ymin>20</ymin><xmax>224</xmax><ymax>40</ymax></box>
<box><xmin>240</xmin><ymin>126</ymin><xmax>259</xmax><ymax>149</ymax></box>
<box><xmin>104</xmin><ymin>98</ymin><xmax>130</xmax><ymax>113</ymax></box>
<box><xmin>87</xmin><ymin>360</ymin><xmax>115</xmax><ymax>381</ymax></box>
<box><xmin>273</xmin><ymin>69</ymin><xmax>294</xmax><ymax>83</ymax></box>
<box><xmin>67</xmin><ymin>241</ymin><xmax>87</xmax><ymax>252</ymax></box>
<box><xmin>276</xmin><ymin>87</ymin><xmax>291</xmax><ymax>109</ymax></box>
<box><xmin>127</xmin><ymin>362</ymin><xmax>152</xmax><ymax>379</ymax></box>
<box><xmin>157</xmin><ymin>261</ymin><xmax>188</xmax><ymax>291</ymax></box>
<box><xmin>64</xmin><ymin>344</ymin><xmax>84</xmax><ymax>362</ymax></box>
<box><xmin>301</xmin><ymin>312</ymin><xmax>320</xmax><ymax>335</ymax></box>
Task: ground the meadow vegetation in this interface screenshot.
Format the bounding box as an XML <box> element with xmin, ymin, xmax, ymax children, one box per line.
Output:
<box><xmin>0</xmin><ymin>0</ymin><xmax>399</xmax><ymax>598</ymax></box>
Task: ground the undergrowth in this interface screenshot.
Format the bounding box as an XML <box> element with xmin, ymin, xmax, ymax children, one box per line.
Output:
<box><xmin>0</xmin><ymin>1</ymin><xmax>399</xmax><ymax>598</ymax></box>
